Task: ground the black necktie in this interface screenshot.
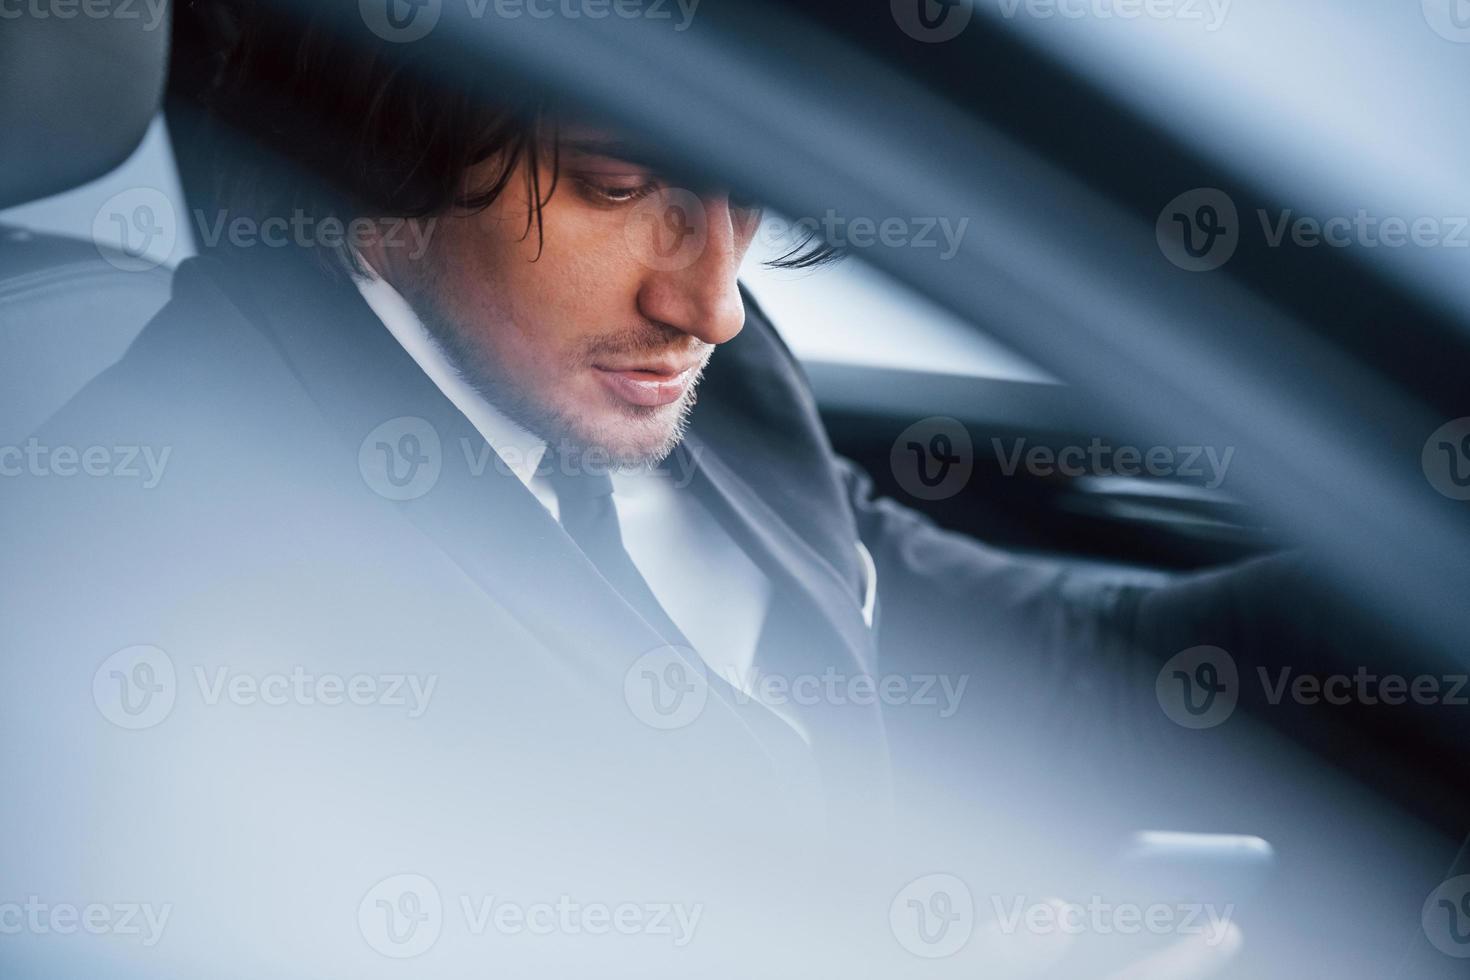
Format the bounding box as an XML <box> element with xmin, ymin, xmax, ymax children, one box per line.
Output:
<box><xmin>543</xmin><ymin>456</ymin><xmax>690</xmax><ymax>648</ymax></box>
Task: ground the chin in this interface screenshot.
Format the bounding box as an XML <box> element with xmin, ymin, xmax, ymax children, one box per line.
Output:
<box><xmin>570</xmin><ymin>398</ymin><xmax>694</xmax><ymax>469</ymax></box>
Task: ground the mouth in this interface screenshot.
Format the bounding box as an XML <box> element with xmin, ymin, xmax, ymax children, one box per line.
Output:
<box><xmin>591</xmin><ymin>359</ymin><xmax>701</xmax><ymax>408</ymax></box>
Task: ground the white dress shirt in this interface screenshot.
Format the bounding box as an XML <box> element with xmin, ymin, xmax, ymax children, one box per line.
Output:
<box><xmin>350</xmin><ymin>262</ymin><xmax>779</xmax><ymax>689</ymax></box>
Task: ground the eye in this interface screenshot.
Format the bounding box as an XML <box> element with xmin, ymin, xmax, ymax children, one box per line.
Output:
<box><xmin>574</xmin><ymin>175</ymin><xmax>659</xmax><ymax>205</ymax></box>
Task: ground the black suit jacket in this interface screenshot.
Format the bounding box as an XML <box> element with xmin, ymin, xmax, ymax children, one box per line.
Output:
<box><xmin>0</xmin><ymin>245</ymin><xmax>1457</xmax><ymax>977</ymax></box>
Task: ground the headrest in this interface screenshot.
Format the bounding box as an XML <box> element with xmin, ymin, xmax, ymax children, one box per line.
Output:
<box><xmin>0</xmin><ymin>1</ymin><xmax>171</xmax><ymax>208</ymax></box>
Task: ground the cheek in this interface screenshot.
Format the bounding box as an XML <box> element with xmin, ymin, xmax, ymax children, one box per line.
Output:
<box><xmin>501</xmin><ymin>211</ymin><xmax>647</xmax><ymax>347</ymax></box>
<box><xmin>428</xmin><ymin>189</ymin><xmax>650</xmax><ymax>386</ymax></box>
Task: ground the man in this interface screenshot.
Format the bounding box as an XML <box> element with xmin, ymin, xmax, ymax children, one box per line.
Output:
<box><xmin>0</xmin><ymin>3</ymin><xmax>1452</xmax><ymax>976</ymax></box>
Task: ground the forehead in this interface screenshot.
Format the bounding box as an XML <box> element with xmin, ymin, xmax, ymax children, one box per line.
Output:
<box><xmin>556</xmin><ymin>121</ymin><xmax>662</xmax><ymax>167</ymax></box>
<box><xmin>552</xmin><ymin>118</ymin><xmax>729</xmax><ymax>195</ymax></box>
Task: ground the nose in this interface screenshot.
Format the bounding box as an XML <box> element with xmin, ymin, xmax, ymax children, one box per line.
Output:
<box><xmin>634</xmin><ymin>192</ymin><xmax>749</xmax><ymax>346</ymax></box>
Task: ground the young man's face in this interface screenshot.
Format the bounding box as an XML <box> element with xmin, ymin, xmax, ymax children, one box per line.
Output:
<box><xmin>365</xmin><ymin>125</ymin><xmax>762</xmax><ymax>467</ymax></box>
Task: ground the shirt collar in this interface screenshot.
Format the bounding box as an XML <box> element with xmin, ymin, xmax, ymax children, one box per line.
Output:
<box><xmin>348</xmin><ymin>251</ymin><xmax>548</xmax><ymax>490</ymax></box>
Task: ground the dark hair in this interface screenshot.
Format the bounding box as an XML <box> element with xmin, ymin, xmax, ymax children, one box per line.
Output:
<box><xmin>170</xmin><ymin>0</ymin><xmax>836</xmax><ymax>276</ymax></box>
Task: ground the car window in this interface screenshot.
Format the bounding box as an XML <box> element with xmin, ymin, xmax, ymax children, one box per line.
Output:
<box><xmin>742</xmin><ymin>219</ymin><xmax>1053</xmax><ymax>382</ymax></box>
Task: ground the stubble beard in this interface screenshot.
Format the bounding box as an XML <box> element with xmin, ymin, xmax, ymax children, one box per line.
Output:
<box><xmin>395</xmin><ymin>273</ymin><xmax>706</xmax><ymax>470</ymax></box>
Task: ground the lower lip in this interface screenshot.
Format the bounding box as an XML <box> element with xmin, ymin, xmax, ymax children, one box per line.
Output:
<box><xmin>593</xmin><ymin>367</ymin><xmax>694</xmax><ymax>408</ymax></box>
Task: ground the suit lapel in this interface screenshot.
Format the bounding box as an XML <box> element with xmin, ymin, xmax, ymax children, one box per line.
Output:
<box><xmin>209</xmin><ymin>252</ymin><xmax>651</xmax><ymax>685</ymax></box>
<box><xmin>681</xmin><ymin>431</ymin><xmax>892</xmax><ymax>810</ymax></box>
<box><xmin>206</xmin><ymin>251</ymin><xmax>828</xmax><ymax>788</ymax></box>
<box><xmin>680</xmin><ymin>433</ymin><xmax>878</xmax><ymax>677</ymax></box>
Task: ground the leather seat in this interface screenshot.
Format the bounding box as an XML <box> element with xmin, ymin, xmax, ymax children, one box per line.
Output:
<box><xmin>0</xmin><ymin>225</ymin><xmax>171</xmax><ymax>443</ymax></box>
<box><xmin>0</xmin><ymin>3</ymin><xmax>174</xmax><ymax>443</ymax></box>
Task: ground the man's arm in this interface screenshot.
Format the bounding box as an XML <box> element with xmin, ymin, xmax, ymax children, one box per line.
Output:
<box><xmin>837</xmin><ymin>456</ymin><xmax>1158</xmax><ymax>742</ymax></box>
<box><xmin>839</xmin><ymin>455</ymin><xmax>1468</xmax><ymax>819</ymax></box>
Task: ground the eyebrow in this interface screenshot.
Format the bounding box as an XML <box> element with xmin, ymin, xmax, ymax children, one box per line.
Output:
<box><xmin>559</xmin><ymin>138</ymin><xmax>663</xmax><ymax>169</ymax></box>
<box><xmin>558</xmin><ymin>136</ymin><xmax>726</xmax><ymax>196</ymax></box>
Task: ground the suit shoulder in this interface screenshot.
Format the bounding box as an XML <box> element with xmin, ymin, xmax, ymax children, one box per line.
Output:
<box><xmin>35</xmin><ymin>256</ymin><xmax>301</xmax><ymax>443</ymax></box>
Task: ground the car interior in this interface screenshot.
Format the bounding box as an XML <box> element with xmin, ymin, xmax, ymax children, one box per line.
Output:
<box><xmin>4</xmin><ymin>1</ymin><xmax>1470</xmax><ymax>977</ymax></box>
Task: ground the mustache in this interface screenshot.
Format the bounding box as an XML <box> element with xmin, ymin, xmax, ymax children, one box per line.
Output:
<box><xmin>578</xmin><ymin>324</ymin><xmax>713</xmax><ymax>365</ymax></box>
